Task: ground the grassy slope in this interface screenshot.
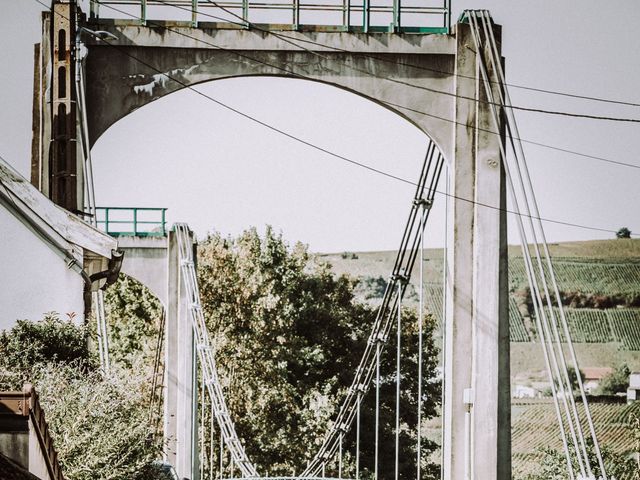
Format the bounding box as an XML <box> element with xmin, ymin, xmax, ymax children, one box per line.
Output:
<box><xmin>318</xmin><ymin>239</ymin><xmax>640</xmax><ymax>475</ymax></box>
<box><xmin>317</xmin><ymin>239</ymin><xmax>640</xmax><ymax>374</ymax></box>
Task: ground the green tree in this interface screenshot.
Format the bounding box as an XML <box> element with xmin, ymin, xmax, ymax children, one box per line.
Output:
<box><xmin>0</xmin><ymin>316</ymin><xmax>162</xmax><ymax>480</ymax></box>
<box><xmin>103</xmin><ymin>275</ymin><xmax>163</xmax><ymax>369</ymax></box>
<box><xmin>597</xmin><ymin>364</ymin><xmax>631</xmax><ymax>396</ymax></box>
<box><xmin>617</xmin><ymin>227</ymin><xmax>632</xmax><ymax>239</ymax></box>
<box><xmin>0</xmin><ymin>313</ymin><xmax>94</xmax><ymax>390</ymax></box>
<box><xmin>197</xmin><ymin>227</ymin><xmax>441</xmax><ymax>478</ymax></box>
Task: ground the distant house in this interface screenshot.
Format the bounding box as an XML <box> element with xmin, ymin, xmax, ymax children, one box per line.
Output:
<box><xmin>627</xmin><ymin>372</ymin><xmax>640</xmax><ymax>402</ymax></box>
<box><xmin>582</xmin><ymin>367</ymin><xmax>614</xmax><ymax>394</ymax></box>
<box><xmin>0</xmin><ymin>385</ymin><xmax>64</xmax><ymax>480</ymax></box>
<box><xmin>513</xmin><ymin>382</ymin><xmax>550</xmax><ymax>398</ymax></box>
<box><xmin>513</xmin><ymin>384</ymin><xmax>540</xmax><ymax>398</ymax></box>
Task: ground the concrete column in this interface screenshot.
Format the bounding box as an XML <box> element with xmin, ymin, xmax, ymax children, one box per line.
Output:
<box><xmin>164</xmin><ymin>229</ymin><xmax>195</xmax><ymax>479</ymax></box>
<box><xmin>443</xmin><ymin>22</ymin><xmax>509</xmax><ymax>480</ymax></box>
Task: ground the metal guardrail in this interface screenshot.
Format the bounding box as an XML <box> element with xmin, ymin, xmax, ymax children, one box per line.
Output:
<box><xmin>87</xmin><ymin>0</ymin><xmax>451</xmax><ymax>33</ymax></box>
<box><xmin>96</xmin><ymin>207</ymin><xmax>167</xmax><ymax>237</ymax></box>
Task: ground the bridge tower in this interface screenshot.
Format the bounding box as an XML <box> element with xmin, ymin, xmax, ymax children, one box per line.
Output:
<box><xmin>31</xmin><ymin>2</ymin><xmax>510</xmax><ymax>478</ymax></box>
<box><xmin>32</xmin><ymin>0</ymin><xmax>83</xmax><ymax>214</ymax></box>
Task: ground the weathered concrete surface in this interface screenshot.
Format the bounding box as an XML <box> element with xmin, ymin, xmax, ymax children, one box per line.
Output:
<box><xmin>165</xmin><ymin>230</ymin><xmax>195</xmax><ymax>479</ymax></box>
<box><xmin>115</xmin><ymin>232</ymin><xmax>195</xmax><ymax>477</ymax></box>
<box><xmin>84</xmin><ymin>25</ymin><xmax>457</xmax><ymax>160</ymax></box>
<box><xmin>442</xmin><ymin>22</ymin><xmax>509</xmax><ymax>480</ymax></box>
<box><xmin>117</xmin><ymin>235</ymin><xmax>169</xmax><ymax>304</ymax></box>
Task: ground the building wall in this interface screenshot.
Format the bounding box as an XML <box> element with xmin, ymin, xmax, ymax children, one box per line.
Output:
<box><xmin>0</xmin><ymin>206</ymin><xmax>84</xmax><ymax>330</ymax></box>
<box><xmin>28</xmin><ymin>419</ymin><xmax>53</xmax><ymax>480</ymax></box>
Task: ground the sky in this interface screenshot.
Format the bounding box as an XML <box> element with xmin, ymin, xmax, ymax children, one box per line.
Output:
<box><xmin>1</xmin><ymin>1</ymin><xmax>639</xmax><ymax>253</ymax></box>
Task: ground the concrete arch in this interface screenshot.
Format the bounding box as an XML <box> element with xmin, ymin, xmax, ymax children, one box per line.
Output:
<box><xmin>84</xmin><ymin>26</ymin><xmax>456</xmax><ymax>160</ymax></box>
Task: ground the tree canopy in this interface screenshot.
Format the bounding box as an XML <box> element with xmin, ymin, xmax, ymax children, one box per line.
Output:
<box><xmin>197</xmin><ymin>227</ymin><xmax>441</xmax><ymax>478</ymax></box>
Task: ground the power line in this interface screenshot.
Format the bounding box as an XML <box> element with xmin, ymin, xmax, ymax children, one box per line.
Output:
<box><xmin>33</xmin><ymin>0</ymin><xmax>639</xmax><ymax>237</ymax></box>
<box><xmin>87</xmin><ymin>1</ymin><xmax>640</xmax><ymax>171</ymax></box>
<box><xmin>117</xmin><ymin>0</ymin><xmax>640</xmax><ymax>109</ymax></box>
<box><xmin>147</xmin><ymin>0</ymin><xmax>640</xmax><ymax>123</ymax></box>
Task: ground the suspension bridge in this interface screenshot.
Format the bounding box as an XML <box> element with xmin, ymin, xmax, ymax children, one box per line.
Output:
<box><xmin>3</xmin><ymin>1</ymin><xmax>613</xmax><ymax>479</ymax></box>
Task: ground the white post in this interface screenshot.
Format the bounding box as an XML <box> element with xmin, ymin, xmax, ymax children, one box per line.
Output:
<box><xmin>165</xmin><ymin>228</ymin><xmax>196</xmax><ymax>478</ymax></box>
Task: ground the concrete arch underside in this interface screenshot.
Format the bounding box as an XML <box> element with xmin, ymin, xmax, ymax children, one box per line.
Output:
<box><xmin>84</xmin><ymin>26</ymin><xmax>457</xmax><ymax>161</ymax></box>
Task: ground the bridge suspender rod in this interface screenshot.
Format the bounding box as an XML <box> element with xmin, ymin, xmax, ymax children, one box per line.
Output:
<box><xmin>416</xmin><ymin>202</ymin><xmax>426</xmax><ymax>480</ymax></box>
<box><xmin>219</xmin><ymin>428</ymin><xmax>223</xmax><ymax>479</ymax></box>
<box><xmin>355</xmin><ymin>391</ymin><xmax>361</xmax><ymax>480</ymax></box>
<box><xmin>394</xmin><ymin>282</ymin><xmax>401</xmax><ymax>480</ymax></box>
<box><xmin>374</xmin><ymin>340</ymin><xmax>380</xmax><ymax>480</ymax></box>
<box><xmin>302</xmin><ymin>143</ymin><xmax>443</xmax><ymax>477</ymax></box>
<box><xmin>467</xmin><ymin>11</ymin><xmax>607</xmax><ymax>479</ymax></box>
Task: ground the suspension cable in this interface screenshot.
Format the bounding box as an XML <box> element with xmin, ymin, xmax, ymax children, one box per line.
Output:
<box><xmin>476</xmin><ymin>12</ymin><xmax>607</xmax><ymax>476</ymax></box>
<box><xmin>467</xmin><ymin>14</ymin><xmax>591</xmax><ymax>476</ymax></box>
<box><xmin>468</xmin><ymin>11</ymin><xmax>608</xmax><ymax>478</ymax></box>
<box><xmin>175</xmin><ymin>224</ymin><xmax>258</xmax><ymax>477</ymax></box>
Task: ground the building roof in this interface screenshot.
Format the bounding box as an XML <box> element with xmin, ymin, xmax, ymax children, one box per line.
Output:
<box><xmin>582</xmin><ymin>367</ymin><xmax>614</xmax><ymax>380</ymax></box>
<box><xmin>0</xmin><ymin>452</ymin><xmax>42</xmax><ymax>480</ymax></box>
<box><xmin>0</xmin><ymin>156</ymin><xmax>117</xmax><ymax>261</ymax></box>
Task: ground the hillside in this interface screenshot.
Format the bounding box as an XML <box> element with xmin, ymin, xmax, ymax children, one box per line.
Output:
<box><xmin>319</xmin><ymin>239</ymin><xmax>640</xmax><ymax>476</ymax></box>
<box><xmin>317</xmin><ymin>238</ymin><xmax>640</xmax><ymax>373</ymax></box>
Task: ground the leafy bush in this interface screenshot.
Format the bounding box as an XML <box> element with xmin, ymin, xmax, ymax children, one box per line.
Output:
<box><xmin>32</xmin><ymin>362</ymin><xmax>162</xmax><ymax>480</ymax></box>
<box><xmin>0</xmin><ymin>315</ymin><xmax>162</xmax><ymax>480</ymax></box>
<box><xmin>617</xmin><ymin>227</ymin><xmax>632</xmax><ymax>239</ymax></box>
<box><xmin>0</xmin><ymin>313</ymin><xmax>94</xmax><ymax>390</ymax></box>
<box><xmin>520</xmin><ymin>442</ymin><xmax>638</xmax><ymax>480</ymax></box>
<box><xmin>597</xmin><ymin>364</ymin><xmax>631</xmax><ymax>395</ymax></box>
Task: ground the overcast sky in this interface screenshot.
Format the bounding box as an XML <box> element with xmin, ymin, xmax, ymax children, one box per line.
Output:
<box><xmin>1</xmin><ymin>1</ymin><xmax>639</xmax><ymax>253</ymax></box>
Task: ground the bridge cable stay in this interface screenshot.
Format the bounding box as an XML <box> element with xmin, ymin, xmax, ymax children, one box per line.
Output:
<box><xmin>466</xmin><ymin>10</ymin><xmax>607</xmax><ymax>479</ymax></box>
<box><xmin>74</xmin><ymin>27</ymin><xmax>113</xmax><ymax>375</ymax></box>
<box><xmin>175</xmin><ymin>224</ymin><xmax>259</xmax><ymax>477</ymax></box>
<box><xmin>300</xmin><ymin>143</ymin><xmax>444</xmax><ymax>478</ymax></box>
<box><xmin>84</xmin><ymin>0</ymin><xmax>640</xmax><ymax>173</ymax></box>
<box><xmin>467</xmin><ymin>12</ymin><xmax>596</xmax><ymax>478</ymax></box>
<box><xmin>475</xmin><ymin>12</ymin><xmax>608</xmax><ymax>478</ymax></box>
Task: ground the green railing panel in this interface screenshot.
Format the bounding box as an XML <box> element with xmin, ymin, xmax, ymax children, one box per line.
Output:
<box><xmin>96</xmin><ymin>207</ymin><xmax>167</xmax><ymax>237</ymax></box>
<box><xmin>87</xmin><ymin>0</ymin><xmax>452</xmax><ymax>34</ymax></box>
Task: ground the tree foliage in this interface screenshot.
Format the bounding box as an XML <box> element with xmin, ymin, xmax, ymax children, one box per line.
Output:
<box><xmin>103</xmin><ymin>275</ymin><xmax>163</xmax><ymax>369</ymax></box>
<box><xmin>0</xmin><ymin>315</ymin><xmax>162</xmax><ymax>480</ymax></box>
<box><xmin>617</xmin><ymin>227</ymin><xmax>632</xmax><ymax>239</ymax></box>
<box><xmin>597</xmin><ymin>364</ymin><xmax>631</xmax><ymax>396</ymax></box>
<box><xmin>197</xmin><ymin>227</ymin><xmax>441</xmax><ymax>478</ymax></box>
<box><xmin>32</xmin><ymin>362</ymin><xmax>162</xmax><ymax>480</ymax></box>
<box><xmin>0</xmin><ymin>313</ymin><xmax>94</xmax><ymax>390</ymax></box>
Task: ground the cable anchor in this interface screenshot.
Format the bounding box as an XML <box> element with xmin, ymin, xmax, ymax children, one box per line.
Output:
<box><xmin>413</xmin><ymin>197</ymin><xmax>433</xmax><ymax>209</ymax></box>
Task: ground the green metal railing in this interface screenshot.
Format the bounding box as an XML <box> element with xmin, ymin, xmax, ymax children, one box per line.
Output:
<box><xmin>87</xmin><ymin>0</ymin><xmax>451</xmax><ymax>34</ymax></box>
<box><xmin>96</xmin><ymin>207</ymin><xmax>167</xmax><ymax>237</ymax></box>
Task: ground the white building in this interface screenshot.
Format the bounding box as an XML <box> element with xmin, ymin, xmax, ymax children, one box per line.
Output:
<box><xmin>0</xmin><ymin>157</ymin><xmax>119</xmax><ymax>330</ymax></box>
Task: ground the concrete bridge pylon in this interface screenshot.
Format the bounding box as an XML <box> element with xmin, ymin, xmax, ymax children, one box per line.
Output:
<box><xmin>31</xmin><ymin>2</ymin><xmax>510</xmax><ymax>478</ymax></box>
